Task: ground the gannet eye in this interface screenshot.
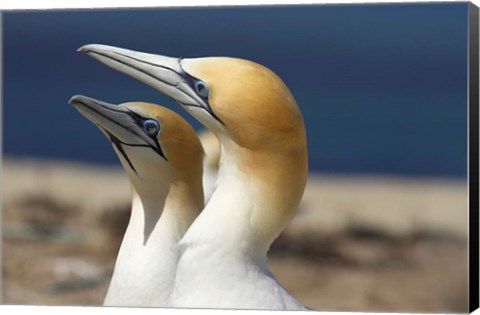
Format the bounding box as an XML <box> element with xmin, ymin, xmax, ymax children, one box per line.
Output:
<box><xmin>195</xmin><ymin>80</ymin><xmax>209</xmax><ymax>98</ymax></box>
<box><xmin>143</xmin><ymin>119</ymin><xmax>160</xmax><ymax>136</ymax></box>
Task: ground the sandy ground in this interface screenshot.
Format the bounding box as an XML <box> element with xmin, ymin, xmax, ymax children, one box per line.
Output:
<box><xmin>1</xmin><ymin>158</ymin><xmax>469</xmax><ymax>312</ymax></box>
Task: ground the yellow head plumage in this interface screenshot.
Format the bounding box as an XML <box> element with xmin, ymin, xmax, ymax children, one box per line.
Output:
<box><xmin>182</xmin><ymin>57</ymin><xmax>306</xmax><ymax>152</ymax></box>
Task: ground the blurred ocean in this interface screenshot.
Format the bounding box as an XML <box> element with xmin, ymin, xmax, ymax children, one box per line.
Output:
<box><xmin>2</xmin><ymin>3</ymin><xmax>469</xmax><ymax>177</ymax></box>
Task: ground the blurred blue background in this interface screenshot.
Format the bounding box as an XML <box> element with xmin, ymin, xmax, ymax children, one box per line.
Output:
<box><xmin>2</xmin><ymin>3</ymin><xmax>469</xmax><ymax>178</ymax></box>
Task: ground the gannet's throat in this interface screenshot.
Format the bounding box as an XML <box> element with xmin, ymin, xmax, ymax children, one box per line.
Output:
<box><xmin>101</xmin><ymin>126</ymin><xmax>138</xmax><ymax>174</ymax></box>
<box><xmin>78</xmin><ymin>45</ymin><xmax>224</xmax><ymax>125</ymax></box>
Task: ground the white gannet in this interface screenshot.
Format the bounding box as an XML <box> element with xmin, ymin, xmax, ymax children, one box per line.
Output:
<box><xmin>78</xmin><ymin>45</ymin><xmax>309</xmax><ymax>310</ymax></box>
<box><xmin>198</xmin><ymin>129</ymin><xmax>220</xmax><ymax>203</ymax></box>
<box><xmin>69</xmin><ymin>95</ymin><xmax>204</xmax><ymax>307</ymax></box>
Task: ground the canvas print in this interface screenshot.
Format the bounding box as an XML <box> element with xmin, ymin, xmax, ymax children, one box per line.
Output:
<box><xmin>2</xmin><ymin>2</ymin><xmax>478</xmax><ymax>312</ymax></box>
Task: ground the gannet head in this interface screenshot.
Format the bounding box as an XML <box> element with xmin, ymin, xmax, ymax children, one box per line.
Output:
<box><xmin>78</xmin><ymin>45</ymin><xmax>307</xmax><ymax>247</ymax></box>
<box><xmin>69</xmin><ymin>95</ymin><xmax>204</xmax><ymax>209</ymax></box>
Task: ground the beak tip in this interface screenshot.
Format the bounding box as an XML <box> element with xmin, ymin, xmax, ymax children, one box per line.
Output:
<box><xmin>68</xmin><ymin>95</ymin><xmax>85</xmax><ymax>106</ymax></box>
<box><xmin>77</xmin><ymin>45</ymin><xmax>88</xmax><ymax>53</ymax></box>
<box><xmin>77</xmin><ymin>44</ymin><xmax>99</xmax><ymax>53</ymax></box>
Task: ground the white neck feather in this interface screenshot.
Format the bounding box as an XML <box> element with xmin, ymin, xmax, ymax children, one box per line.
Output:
<box><xmin>104</xmin><ymin>181</ymin><xmax>196</xmax><ymax>306</ymax></box>
<box><xmin>179</xmin><ymin>149</ymin><xmax>267</xmax><ymax>263</ymax></box>
<box><xmin>171</xmin><ymin>138</ymin><xmax>307</xmax><ymax>310</ymax></box>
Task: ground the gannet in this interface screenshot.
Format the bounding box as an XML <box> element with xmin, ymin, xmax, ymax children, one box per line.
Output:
<box><xmin>198</xmin><ymin>129</ymin><xmax>220</xmax><ymax>203</ymax></box>
<box><xmin>69</xmin><ymin>95</ymin><xmax>204</xmax><ymax>307</ymax></box>
<box><xmin>78</xmin><ymin>45</ymin><xmax>309</xmax><ymax>310</ymax></box>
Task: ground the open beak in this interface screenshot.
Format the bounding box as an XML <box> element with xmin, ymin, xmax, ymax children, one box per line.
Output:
<box><xmin>69</xmin><ymin>95</ymin><xmax>166</xmax><ymax>173</ymax></box>
<box><xmin>77</xmin><ymin>44</ymin><xmax>212</xmax><ymax>116</ymax></box>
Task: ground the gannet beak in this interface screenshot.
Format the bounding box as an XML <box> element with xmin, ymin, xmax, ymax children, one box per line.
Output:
<box><xmin>69</xmin><ymin>95</ymin><xmax>166</xmax><ymax>161</ymax></box>
<box><xmin>78</xmin><ymin>44</ymin><xmax>221</xmax><ymax>123</ymax></box>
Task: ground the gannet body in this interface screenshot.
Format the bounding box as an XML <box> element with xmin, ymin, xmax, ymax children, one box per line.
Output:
<box><xmin>79</xmin><ymin>45</ymin><xmax>309</xmax><ymax>310</ymax></box>
<box><xmin>69</xmin><ymin>95</ymin><xmax>204</xmax><ymax>307</ymax></box>
<box><xmin>198</xmin><ymin>130</ymin><xmax>220</xmax><ymax>202</ymax></box>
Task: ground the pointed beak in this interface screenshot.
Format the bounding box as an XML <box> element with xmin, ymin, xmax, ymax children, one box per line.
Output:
<box><xmin>68</xmin><ymin>95</ymin><xmax>164</xmax><ymax>159</ymax></box>
<box><xmin>78</xmin><ymin>44</ymin><xmax>210</xmax><ymax>113</ymax></box>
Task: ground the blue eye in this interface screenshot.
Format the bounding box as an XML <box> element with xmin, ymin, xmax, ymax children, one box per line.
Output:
<box><xmin>195</xmin><ymin>80</ymin><xmax>209</xmax><ymax>98</ymax></box>
<box><xmin>143</xmin><ymin>119</ymin><xmax>160</xmax><ymax>136</ymax></box>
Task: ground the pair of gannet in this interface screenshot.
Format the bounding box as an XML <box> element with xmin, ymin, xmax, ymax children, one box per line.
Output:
<box><xmin>72</xmin><ymin>44</ymin><xmax>308</xmax><ymax>310</ymax></box>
